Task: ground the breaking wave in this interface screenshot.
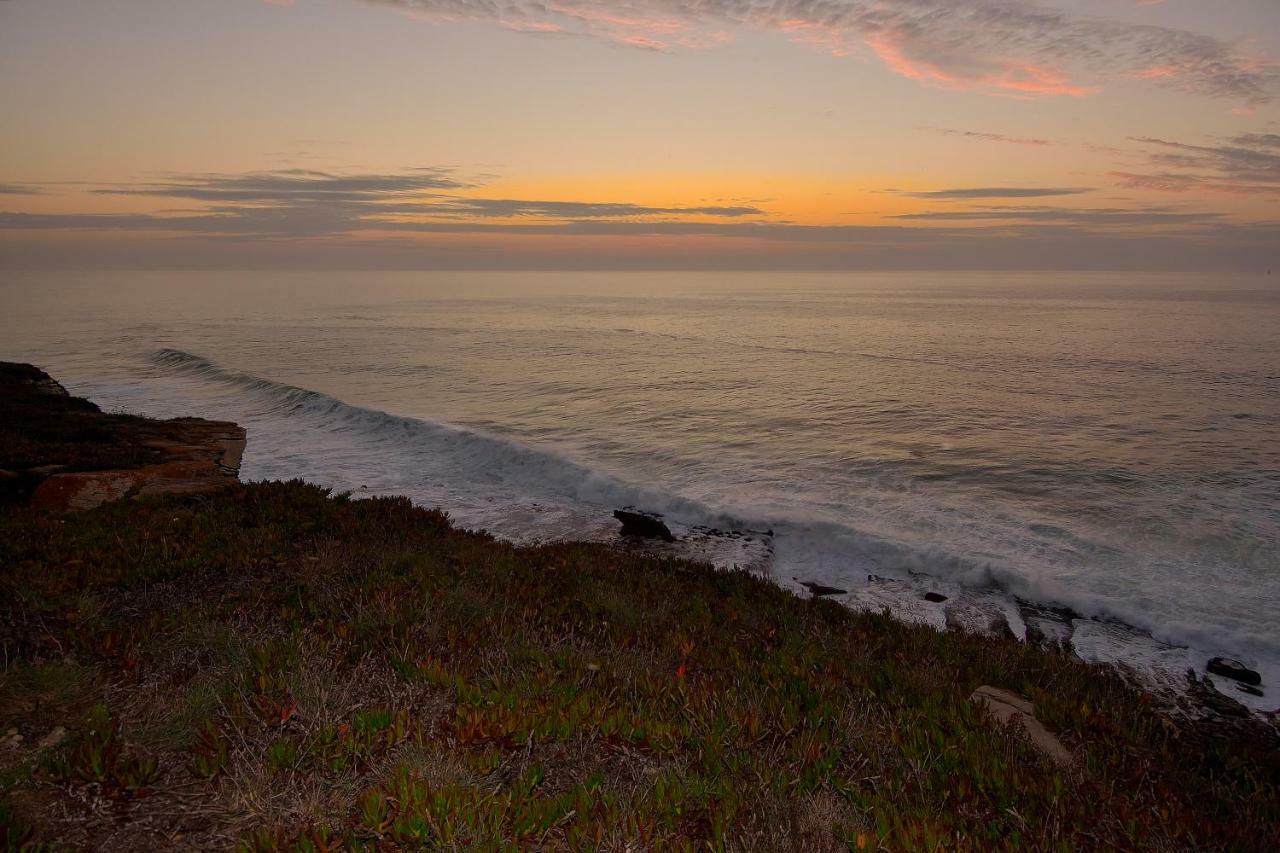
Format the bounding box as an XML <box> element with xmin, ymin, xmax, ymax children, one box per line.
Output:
<box><xmin>152</xmin><ymin>347</ymin><xmax>730</xmax><ymax>526</ymax></box>
<box><xmin>150</xmin><ymin>347</ymin><xmax>1280</xmax><ymax>678</ymax></box>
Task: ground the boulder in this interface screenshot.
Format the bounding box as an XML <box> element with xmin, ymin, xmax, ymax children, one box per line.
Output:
<box><xmin>923</xmin><ymin>591</ymin><xmax>948</xmax><ymax>603</ymax></box>
<box><xmin>613</xmin><ymin>509</ymin><xmax>675</xmax><ymax>542</ymax></box>
<box><xmin>1207</xmin><ymin>657</ymin><xmax>1262</xmax><ymax>686</ymax></box>
<box><xmin>970</xmin><ymin>685</ymin><xmax>1074</xmax><ymax>769</ymax></box>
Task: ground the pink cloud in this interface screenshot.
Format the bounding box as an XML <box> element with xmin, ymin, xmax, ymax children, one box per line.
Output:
<box><xmin>868</xmin><ymin>34</ymin><xmax>1094</xmax><ymax>98</ymax></box>
<box><xmin>364</xmin><ymin>0</ymin><xmax>1275</xmax><ymax>103</ymax></box>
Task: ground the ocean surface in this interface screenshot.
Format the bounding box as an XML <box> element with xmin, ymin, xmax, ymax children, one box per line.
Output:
<box><xmin>3</xmin><ymin>270</ymin><xmax>1277</xmax><ymax>704</ymax></box>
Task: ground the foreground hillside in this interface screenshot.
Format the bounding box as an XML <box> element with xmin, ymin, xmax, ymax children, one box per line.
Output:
<box><xmin>0</xmin><ymin>367</ymin><xmax>1277</xmax><ymax>850</ymax></box>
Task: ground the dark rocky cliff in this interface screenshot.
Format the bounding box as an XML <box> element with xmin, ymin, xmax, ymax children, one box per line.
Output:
<box><xmin>0</xmin><ymin>362</ymin><xmax>245</xmax><ymax>510</ymax></box>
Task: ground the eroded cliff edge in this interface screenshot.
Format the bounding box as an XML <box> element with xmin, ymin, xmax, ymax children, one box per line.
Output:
<box><xmin>0</xmin><ymin>362</ymin><xmax>245</xmax><ymax>510</ymax></box>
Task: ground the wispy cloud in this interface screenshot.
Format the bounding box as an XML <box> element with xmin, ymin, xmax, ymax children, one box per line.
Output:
<box><xmin>2</xmin><ymin>169</ymin><xmax>764</xmax><ymax>239</ymax></box>
<box><xmin>396</xmin><ymin>198</ymin><xmax>764</xmax><ymax>219</ymax></box>
<box><xmin>4</xmin><ymin>169</ymin><xmax>1276</xmax><ymax>270</ymax></box>
<box><xmin>1231</xmin><ymin>133</ymin><xmax>1280</xmax><ymax>150</ymax></box>
<box><xmin>362</xmin><ymin>0</ymin><xmax>1275</xmax><ymax>102</ymax></box>
<box><xmin>890</xmin><ymin>205</ymin><xmax>1222</xmax><ymax>226</ymax></box>
<box><xmin>927</xmin><ymin>128</ymin><xmax>1052</xmax><ymax>146</ymax></box>
<box><xmin>91</xmin><ymin>169</ymin><xmax>468</xmax><ymax>203</ymax></box>
<box><xmin>885</xmin><ymin>187</ymin><xmax>1092</xmax><ymax>200</ymax></box>
<box><xmin>1</xmin><ymin>167</ymin><xmax>1266</xmax><ymax>252</ymax></box>
<box><xmin>7</xmin><ymin>209</ymin><xmax>1276</xmax><ymax>273</ymax></box>
<box><xmin>7</xmin><ymin>209</ymin><xmax>1254</xmax><ymax>244</ymax></box>
<box><xmin>1111</xmin><ymin>135</ymin><xmax>1280</xmax><ymax>194</ymax></box>
<box><xmin>0</xmin><ymin>183</ymin><xmax>41</xmax><ymax>196</ymax></box>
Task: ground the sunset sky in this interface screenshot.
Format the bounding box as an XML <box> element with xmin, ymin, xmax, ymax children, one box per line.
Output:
<box><xmin>2</xmin><ymin>0</ymin><xmax>1278</xmax><ymax>270</ymax></box>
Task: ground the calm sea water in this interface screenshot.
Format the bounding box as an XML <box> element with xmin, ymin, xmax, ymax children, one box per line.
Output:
<box><xmin>3</xmin><ymin>270</ymin><xmax>1277</xmax><ymax>697</ymax></box>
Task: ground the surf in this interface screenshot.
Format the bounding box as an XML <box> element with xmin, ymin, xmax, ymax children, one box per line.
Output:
<box><xmin>147</xmin><ymin>347</ymin><xmax>1279</xmax><ymax>691</ymax></box>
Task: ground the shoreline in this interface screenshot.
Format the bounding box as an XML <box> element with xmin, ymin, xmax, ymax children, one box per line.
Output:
<box><xmin>59</xmin><ymin>341</ymin><xmax>1273</xmax><ymax>701</ymax></box>
<box><xmin>563</xmin><ymin>519</ymin><xmax>1275</xmax><ymax>724</ymax></box>
<box><xmin>2</xmin><ymin>361</ymin><xmax>1278</xmax><ymax>848</ymax></box>
<box><xmin>5</xmin><ymin>360</ymin><xmax>1273</xmax><ymax>720</ymax></box>
<box><xmin>98</xmin><ymin>345</ymin><xmax>1280</xmax><ymax>711</ymax></box>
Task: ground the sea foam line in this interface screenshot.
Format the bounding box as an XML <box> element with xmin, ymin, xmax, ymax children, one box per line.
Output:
<box><xmin>149</xmin><ymin>348</ymin><xmax>1279</xmax><ymax>683</ymax></box>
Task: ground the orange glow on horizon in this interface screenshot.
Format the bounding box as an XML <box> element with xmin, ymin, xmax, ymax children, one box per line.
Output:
<box><xmin>462</xmin><ymin>174</ymin><xmax>914</xmax><ymax>226</ymax></box>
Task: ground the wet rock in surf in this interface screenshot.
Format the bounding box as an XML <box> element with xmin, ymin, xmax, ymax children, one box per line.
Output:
<box><xmin>1186</xmin><ymin>671</ymin><xmax>1251</xmax><ymax>718</ymax></box>
<box><xmin>613</xmin><ymin>509</ymin><xmax>674</xmax><ymax>542</ymax></box>
<box><xmin>794</xmin><ymin>579</ymin><xmax>847</xmax><ymax>598</ymax></box>
<box><xmin>674</xmin><ymin>525</ymin><xmax>774</xmax><ymax>575</ymax></box>
<box><xmin>1018</xmin><ymin>602</ymin><xmax>1078</xmax><ymax>649</ymax></box>
<box><xmin>1207</xmin><ymin>657</ymin><xmax>1262</xmax><ymax>686</ymax></box>
<box><xmin>942</xmin><ymin>600</ymin><xmax>1021</xmax><ymax>641</ymax></box>
<box><xmin>923</xmin><ymin>591</ymin><xmax>948</xmax><ymax>603</ymax></box>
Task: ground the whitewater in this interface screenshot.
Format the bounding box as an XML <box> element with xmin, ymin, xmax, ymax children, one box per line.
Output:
<box><xmin>3</xmin><ymin>270</ymin><xmax>1277</xmax><ymax>706</ymax></box>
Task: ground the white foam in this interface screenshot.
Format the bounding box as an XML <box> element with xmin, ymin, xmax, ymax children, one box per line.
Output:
<box><xmin>73</xmin><ymin>348</ymin><xmax>1274</xmax><ymax>713</ymax></box>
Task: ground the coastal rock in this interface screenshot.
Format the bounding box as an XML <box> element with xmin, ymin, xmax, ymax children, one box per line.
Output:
<box><xmin>1188</xmin><ymin>675</ymin><xmax>1251</xmax><ymax>718</ymax></box>
<box><xmin>1018</xmin><ymin>602</ymin><xmax>1075</xmax><ymax>649</ymax></box>
<box><xmin>666</xmin><ymin>524</ymin><xmax>774</xmax><ymax>575</ymax></box>
<box><xmin>613</xmin><ymin>509</ymin><xmax>674</xmax><ymax>541</ymax></box>
<box><xmin>30</xmin><ymin>428</ymin><xmax>246</xmax><ymax>512</ymax></box>
<box><xmin>1207</xmin><ymin>657</ymin><xmax>1262</xmax><ymax>686</ymax></box>
<box><xmin>794</xmin><ymin>578</ymin><xmax>847</xmax><ymax>598</ymax></box>
<box><xmin>31</xmin><ymin>471</ymin><xmax>138</xmax><ymax>511</ymax></box>
<box><xmin>2</xmin><ymin>362</ymin><xmax>71</xmax><ymax>398</ymax></box>
<box><xmin>970</xmin><ymin>685</ymin><xmax>1074</xmax><ymax>769</ymax></box>
<box><xmin>923</xmin><ymin>591</ymin><xmax>948</xmax><ymax>603</ymax></box>
<box><xmin>2</xmin><ymin>361</ymin><xmax>246</xmax><ymax>511</ymax></box>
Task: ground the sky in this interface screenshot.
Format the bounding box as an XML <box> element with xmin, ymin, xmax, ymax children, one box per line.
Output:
<box><xmin>1</xmin><ymin>0</ymin><xmax>1278</xmax><ymax>271</ymax></box>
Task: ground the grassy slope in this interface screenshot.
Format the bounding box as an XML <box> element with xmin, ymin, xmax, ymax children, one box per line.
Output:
<box><xmin>1</xmin><ymin>482</ymin><xmax>1277</xmax><ymax>851</ymax></box>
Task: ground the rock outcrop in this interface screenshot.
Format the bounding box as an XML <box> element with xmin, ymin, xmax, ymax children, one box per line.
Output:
<box><xmin>794</xmin><ymin>579</ymin><xmax>848</xmax><ymax>598</ymax></box>
<box><xmin>1206</xmin><ymin>657</ymin><xmax>1262</xmax><ymax>687</ymax></box>
<box><xmin>1</xmin><ymin>362</ymin><xmax>245</xmax><ymax>511</ymax></box>
<box><xmin>970</xmin><ymin>685</ymin><xmax>1074</xmax><ymax>770</ymax></box>
<box><xmin>614</xmin><ymin>509</ymin><xmax>675</xmax><ymax>541</ymax></box>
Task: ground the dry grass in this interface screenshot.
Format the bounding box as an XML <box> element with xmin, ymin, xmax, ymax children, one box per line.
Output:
<box><xmin>1</xmin><ymin>481</ymin><xmax>1278</xmax><ymax>851</ymax></box>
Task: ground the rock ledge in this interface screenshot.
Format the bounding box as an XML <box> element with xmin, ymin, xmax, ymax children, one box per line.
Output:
<box><xmin>1</xmin><ymin>362</ymin><xmax>245</xmax><ymax>511</ymax></box>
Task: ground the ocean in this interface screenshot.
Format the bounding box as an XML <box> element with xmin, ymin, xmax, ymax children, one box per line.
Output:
<box><xmin>3</xmin><ymin>269</ymin><xmax>1277</xmax><ymax>703</ymax></box>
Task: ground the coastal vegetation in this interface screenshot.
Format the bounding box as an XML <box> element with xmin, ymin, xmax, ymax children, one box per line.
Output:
<box><xmin>1</xmin><ymin>367</ymin><xmax>1277</xmax><ymax>850</ymax></box>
